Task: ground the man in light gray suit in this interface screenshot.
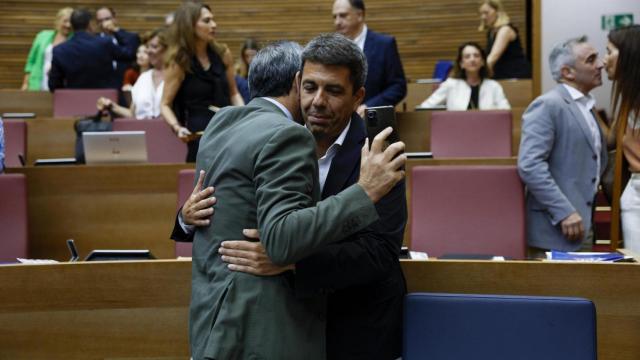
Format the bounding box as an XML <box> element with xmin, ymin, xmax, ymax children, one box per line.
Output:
<box><xmin>518</xmin><ymin>36</ymin><xmax>606</xmax><ymax>257</ymax></box>
<box><xmin>187</xmin><ymin>39</ymin><xmax>405</xmax><ymax>359</ymax></box>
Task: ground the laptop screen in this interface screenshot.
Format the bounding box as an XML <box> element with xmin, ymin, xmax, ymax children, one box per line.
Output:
<box><xmin>83</xmin><ymin>131</ymin><xmax>148</xmax><ymax>164</ymax></box>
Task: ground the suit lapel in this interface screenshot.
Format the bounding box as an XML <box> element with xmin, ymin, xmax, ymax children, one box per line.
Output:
<box><xmin>321</xmin><ymin>114</ymin><xmax>366</xmax><ymax>199</ymax></box>
<box><xmin>557</xmin><ymin>85</ymin><xmax>598</xmax><ymax>155</ymax></box>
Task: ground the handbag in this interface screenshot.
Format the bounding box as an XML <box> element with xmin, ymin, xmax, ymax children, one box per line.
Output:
<box><xmin>74</xmin><ymin>110</ymin><xmax>114</xmax><ymax>163</ymax></box>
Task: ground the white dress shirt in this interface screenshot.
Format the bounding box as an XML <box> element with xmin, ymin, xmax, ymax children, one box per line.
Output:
<box><xmin>318</xmin><ymin>121</ymin><xmax>351</xmax><ymax>192</ymax></box>
<box><xmin>352</xmin><ymin>25</ymin><xmax>368</xmax><ymax>51</ymax></box>
<box><xmin>562</xmin><ymin>84</ymin><xmax>601</xmax><ymax>190</ymax></box>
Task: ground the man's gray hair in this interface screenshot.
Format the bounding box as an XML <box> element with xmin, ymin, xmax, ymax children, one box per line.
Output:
<box><xmin>548</xmin><ymin>35</ymin><xmax>588</xmax><ymax>82</ymax></box>
<box><xmin>301</xmin><ymin>33</ymin><xmax>368</xmax><ymax>93</ymax></box>
<box><xmin>248</xmin><ymin>41</ymin><xmax>303</xmax><ymax>99</ymax></box>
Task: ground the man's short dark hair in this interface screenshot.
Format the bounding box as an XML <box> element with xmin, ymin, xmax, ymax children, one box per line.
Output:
<box><xmin>349</xmin><ymin>0</ymin><xmax>365</xmax><ymax>12</ymax></box>
<box><xmin>71</xmin><ymin>9</ymin><xmax>93</xmax><ymax>31</ymax></box>
<box><xmin>248</xmin><ymin>41</ymin><xmax>302</xmax><ymax>99</ymax></box>
<box><xmin>301</xmin><ymin>33</ymin><xmax>368</xmax><ymax>94</ymax></box>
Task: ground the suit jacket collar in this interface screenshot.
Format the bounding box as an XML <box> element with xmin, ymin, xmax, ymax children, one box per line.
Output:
<box><xmin>554</xmin><ymin>84</ymin><xmax>600</xmax><ymax>155</ymax></box>
<box><xmin>249</xmin><ymin>97</ymin><xmax>290</xmax><ymax>119</ymax></box>
<box><xmin>322</xmin><ymin>113</ymin><xmax>366</xmax><ymax>198</ymax></box>
<box><xmin>363</xmin><ymin>28</ymin><xmax>377</xmax><ymax>57</ymax></box>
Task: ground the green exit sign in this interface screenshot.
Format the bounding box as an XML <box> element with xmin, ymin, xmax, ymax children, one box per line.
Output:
<box><xmin>601</xmin><ymin>14</ymin><xmax>634</xmax><ymax>30</ymax></box>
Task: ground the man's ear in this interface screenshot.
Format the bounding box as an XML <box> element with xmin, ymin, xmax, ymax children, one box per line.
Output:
<box><xmin>561</xmin><ymin>65</ymin><xmax>575</xmax><ymax>81</ymax></box>
<box><xmin>291</xmin><ymin>71</ymin><xmax>301</xmax><ymax>97</ymax></box>
<box><xmin>353</xmin><ymin>86</ymin><xmax>365</xmax><ymax>110</ymax></box>
<box><xmin>295</xmin><ymin>71</ymin><xmax>301</xmax><ymax>90</ymax></box>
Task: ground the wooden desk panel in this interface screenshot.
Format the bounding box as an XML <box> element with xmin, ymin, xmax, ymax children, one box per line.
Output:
<box><xmin>25</xmin><ymin>117</ymin><xmax>76</xmax><ymax>164</ymax></box>
<box><xmin>10</xmin><ymin>164</ymin><xmax>193</xmax><ymax>260</ymax></box>
<box><xmin>401</xmin><ymin>260</ymin><xmax>640</xmax><ymax>360</ymax></box>
<box><xmin>0</xmin><ymin>260</ymin><xmax>191</xmax><ymax>360</ymax></box>
<box><xmin>0</xmin><ymin>89</ymin><xmax>52</xmax><ymax>117</ymax></box>
<box><xmin>0</xmin><ymin>260</ymin><xmax>637</xmax><ymax>359</ymax></box>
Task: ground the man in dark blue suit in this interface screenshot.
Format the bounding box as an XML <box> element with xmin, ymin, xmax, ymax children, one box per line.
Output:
<box><xmin>333</xmin><ymin>0</ymin><xmax>407</xmax><ymax>117</ymax></box>
<box><xmin>96</xmin><ymin>6</ymin><xmax>140</xmax><ymax>90</ymax></box>
<box><xmin>48</xmin><ymin>9</ymin><xmax>136</xmax><ymax>92</ymax></box>
<box><xmin>174</xmin><ymin>35</ymin><xmax>407</xmax><ymax>360</ymax></box>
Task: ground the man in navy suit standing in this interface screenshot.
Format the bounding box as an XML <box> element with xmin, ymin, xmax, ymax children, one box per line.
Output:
<box><xmin>332</xmin><ymin>0</ymin><xmax>407</xmax><ymax>117</ymax></box>
<box><xmin>96</xmin><ymin>7</ymin><xmax>140</xmax><ymax>90</ymax></box>
<box><xmin>48</xmin><ymin>9</ymin><xmax>136</xmax><ymax>91</ymax></box>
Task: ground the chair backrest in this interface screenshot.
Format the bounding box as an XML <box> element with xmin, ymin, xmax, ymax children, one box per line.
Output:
<box><xmin>430</xmin><ymin>110</ymin><xmax>512</xmax><ymax>158</ymax></box>
<box><xmin>2</xmin><ymin>120</ymin><xmax>26</xmax><ymax>167</ymax></box>
<box><xmin>175</xmin><ymin>169</ymin><xmax>196</xmax><ymax>257</ymax></box>
<box><xmin>432</xmin><ymin>60</ymin><xmax>454</xmax><ymax>81</ymax></box>
<box><xmin>53</xmin><ymin>89</ymin><xmax>118</xmax><ymax>117</ymax></box>
<box><xmin>404</xmin><ymin>293</ymin><xmax>597</xmax><ymax>360</ymax></box>
<box><xmin>411</xmin><ymin>165</ymin><xmax>525</xmax><ymax>259</ymax></box>
<box><xmin>112</xmin><ymin>118</ymin><xmax>187</xmax><ymax>163</ymax></box>
<box><xmin>0</xmin><ymin>174</ymin><xmax>28</xmax><ymax>262</ymax></box>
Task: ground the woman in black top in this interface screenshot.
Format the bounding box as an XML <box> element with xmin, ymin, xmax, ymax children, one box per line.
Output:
<box><xmin>161</xmin><ymin>2</ymin><xmax>243</xmax><ymax>162</ymax></box>
<box><xmin>478</xmin><ymin>0</ymin><xmax>531</xmax><ymax>79</ymax></box>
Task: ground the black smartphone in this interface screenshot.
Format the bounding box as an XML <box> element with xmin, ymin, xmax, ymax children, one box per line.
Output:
<box><xmin>365</xmin><ymin>105</ymin><xmax>400</xmax><ymax>145</ymax></box>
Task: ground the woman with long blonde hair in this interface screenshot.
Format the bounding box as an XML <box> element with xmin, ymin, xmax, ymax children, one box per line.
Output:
<box><xmin>161</xmin><ymin>2</ymin><xmax>243</xmax><ymax>162</ymax></box>
<box><xmin>22</xmin><ymin>7</ymin><xmax>73</xmax><ymax>91</ymax></box>
<box><xmin>603</xmin><ymin>25</ymin><xmax>640</xmax><ymax>251</ymax></box>
<box><xmin>478</xmin><ymin>0</ymin><xmax>530</xmax><ymax>79</ymax></box>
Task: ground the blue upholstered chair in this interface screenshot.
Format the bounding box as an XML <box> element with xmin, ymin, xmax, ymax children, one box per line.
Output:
<box><xmin>403</xmin><ymin>293</ymin><xmax>597</xmax><ymax>360</ymax></box>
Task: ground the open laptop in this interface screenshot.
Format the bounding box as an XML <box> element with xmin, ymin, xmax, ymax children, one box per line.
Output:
<box><xmin>83</xmin><ymin>131</ymin><xmax>147</xmax><ymax>165</ymax></box>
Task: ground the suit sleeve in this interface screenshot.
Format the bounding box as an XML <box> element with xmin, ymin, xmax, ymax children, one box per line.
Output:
<box><xmin>365</xmin><ymin>37</ymin><xmax>407</xmax><ymax>107</ymax></box>
<box><xmin>420</xmin><ymin>79</ymin><xmax>450</xmax><ymax>107</ymax></box>
<box><xmin>517</xmin><ymin>98</ymin><xmax>575</xmax><ymax>224</ymax></box>
<box><xmin>294</xmin><ymin>180</ymin><xmax>406</xmax><ymax>296</ymax></box>
<box><xmin>493</xmin><ymin>82</ymin><xmax>511</xmax><ymax>110</ymax></box>
<box><xmin>48</xmin><ymin>49</ymin><xmax>64</xmax><ymax>92</ymax></box>
<box><xmin>110</xmin><ymin>30</ymin><xmax>139</xmax><ymax>61</ymax></box>
<box><xmin>170</xmin><ymin>207</ymin><xmax>195</xmax><ymax>242</ymax></box>
<box><xmin>255</xmin><ymin>125</ymin><xmax>379</xmax><ymax>265</ymax></box>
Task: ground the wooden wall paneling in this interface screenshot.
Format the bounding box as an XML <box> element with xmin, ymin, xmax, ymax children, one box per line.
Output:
<box><xmin>0</xmin><ymin>0</ymin><xmax>527</xmax><ymax>88</ymax></box>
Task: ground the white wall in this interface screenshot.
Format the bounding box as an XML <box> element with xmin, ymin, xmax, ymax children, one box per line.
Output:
<box><xmin>540</xmin><ymin>0</ymin><xmax>640</xmax><ymax>113</ymax></box>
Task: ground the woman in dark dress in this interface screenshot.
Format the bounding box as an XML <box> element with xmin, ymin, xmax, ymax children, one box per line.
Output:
<box><xmin>161</xmin><ymin>2</ymin><xmax>243</xmax><ymax>162</ymax></box>
<box><xmin>478</xmin><ymin>0</ymin><xmax>531</xmax><ymax>79</ymax></box>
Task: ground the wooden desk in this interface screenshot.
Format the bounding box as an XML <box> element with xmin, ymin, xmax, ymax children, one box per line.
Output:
<box><xmin>0</xmin><ymin>260</ymin><xmax>191</xmax><ymax>360</ymax></box>
<box><xmin>0</xmin><ymin>259</ymin><xmax>637</xmax><ymax>359</ymax></box>
<box><xmin>0</xmin><ymin>89</ymin><xmax>53</xmax><ymax>117</ymax></box>
<box><xmin>9</xmin><ymin>164</ymin><xmax>194</xmax><ymax>260</ymax></box>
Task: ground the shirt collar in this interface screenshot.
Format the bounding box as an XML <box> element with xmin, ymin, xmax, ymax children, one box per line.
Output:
<box><xmin>318</xmin><ymin>120</ymin><xmax>351</xmax><ymax>159</ymax></box>
<box><xmin>353</xmin><ymin>24</ymin><xmax>368</xmax><ymax>51</ymax></box>
<box><xmin>562</xmin><ymin>84</ymin><xmax>596</xmax><ymax>109</ymax></box>
<box><xmin>261</xmin><ymin>97</ymin><xmax>294</xmax><ymax>122</ymax></box>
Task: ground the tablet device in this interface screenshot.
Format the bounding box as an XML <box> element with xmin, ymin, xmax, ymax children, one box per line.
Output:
<box><xmin>84</xmin><ymin>249</ymin><xmax>155</xmax><ymax>261</ymax></box>
<box><xmin>83</xmin><ymin>131</ymin><xmax>147</xmax><ymax>165</ymax></box>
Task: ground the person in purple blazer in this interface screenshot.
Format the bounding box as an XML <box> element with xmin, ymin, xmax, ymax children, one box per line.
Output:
<box><xmin>332</xmin><ymin>0</ymin><xmax>407</xmax><ymax>117</ymax></box>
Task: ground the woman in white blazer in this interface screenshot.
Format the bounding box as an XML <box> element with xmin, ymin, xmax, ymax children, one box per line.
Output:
<box><xmin>421</xmin><ymin>42</ymin><xmax>510</xmax><ymax>110</ymax></box>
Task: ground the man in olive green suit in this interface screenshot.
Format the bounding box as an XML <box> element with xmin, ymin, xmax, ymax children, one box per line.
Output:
<box><xmin>188</xmin><ymin>39</ymin><xmax>405</xmax><ymax>359</ymax></box>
